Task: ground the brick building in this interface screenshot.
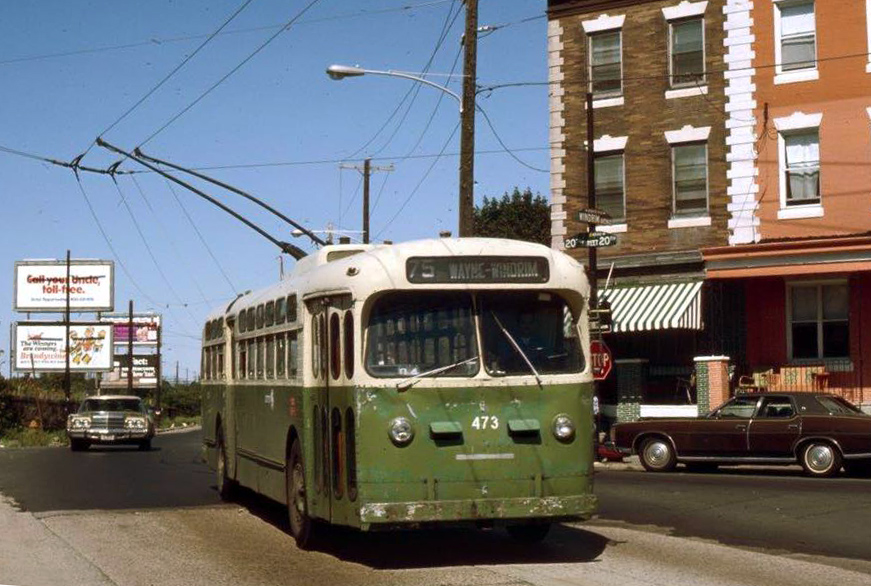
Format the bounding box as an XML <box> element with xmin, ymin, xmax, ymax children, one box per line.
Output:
<box><xmin>547</xmin><ymin>0</ymin><xmax>734</xmax><ymax>418</ymax></box>
<box><xmin>702</xmin><ymin>0</ymin><xmax>871</xmax><ymax>408</ymax></box>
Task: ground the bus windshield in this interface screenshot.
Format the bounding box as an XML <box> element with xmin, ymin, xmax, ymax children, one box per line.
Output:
<box><xmin>366</xmin><ymin>292</ymin><xmax>478</xmax><ymax>377</ymax></box>
<box><xmin>365</xmin><ymin>291</ymin><xmax>583</xmax><ymax>378</ymax></box>
<box><xmin>480</xmin><ymin>291</ymin><xmax>583</xmax><ymax>376</ymax></box>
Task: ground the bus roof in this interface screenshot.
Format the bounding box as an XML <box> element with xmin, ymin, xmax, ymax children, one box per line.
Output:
<box><xmin>205</xmin><ymin>238</ymin><xmax>589</xmax><ymax>321</ymax></box>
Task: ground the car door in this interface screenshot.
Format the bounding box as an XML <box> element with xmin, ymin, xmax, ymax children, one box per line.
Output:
<box><xmin>748</xmin><ymin>395</ymin><xmax>801</xmax><ymax>458</ymax></box>
<box><xmin>691</xmin><ymin>396</ymin><xmax>760</xmax><ymax>457</ymax></box>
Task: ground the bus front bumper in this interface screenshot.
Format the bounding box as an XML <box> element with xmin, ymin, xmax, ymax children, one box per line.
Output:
<box><xmin>359</xmin><ymin>494</ymin><xmax>597</xmax><ymax>525</ymax></box>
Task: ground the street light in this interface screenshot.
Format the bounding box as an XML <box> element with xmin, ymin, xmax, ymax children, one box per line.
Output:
<box><xmin>326</xmin><ymin>63</ymin><xmax>474</xmax><ymax>236</ymax></box>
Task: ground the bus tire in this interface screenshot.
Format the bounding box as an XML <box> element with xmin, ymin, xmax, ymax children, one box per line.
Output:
<box><xmin>287</xmin><ymin>439</ymin><xmax>317</xmax><ymax>549</ymax></box>
<box><xmin>216</xmin><ymin>427</ymin><xmax>236</xmax><ymax>501</ymax></box>
<box><xmin>506</xmin><ymin>522</ymin><xmax>551</xmax><ymax>543</ymax></box>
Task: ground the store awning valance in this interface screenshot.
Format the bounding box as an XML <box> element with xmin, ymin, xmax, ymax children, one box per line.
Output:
<box><xmin>601</xmin><ymin>281</ymin><xmax>704</xmax><ymax>333</ymax></box>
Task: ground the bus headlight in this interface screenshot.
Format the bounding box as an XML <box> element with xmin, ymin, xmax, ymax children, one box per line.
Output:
<box><xmin>552</xmin><ymin>414</ymin><xmax>575</xmax><ymax>442</ymax></box>
<box><xmin>388</xmin><ymin>417</ymin><xmax>414</xmax><ymax>446</ymax></box>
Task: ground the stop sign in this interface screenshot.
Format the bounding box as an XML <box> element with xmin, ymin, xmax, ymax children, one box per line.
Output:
<box><xmin>590</xmin><ymin>339</ymin><xmax>613</xmax><ymax>380</ymax></box>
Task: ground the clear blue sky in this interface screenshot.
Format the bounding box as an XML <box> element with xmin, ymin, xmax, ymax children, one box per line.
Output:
<box><xmin>0</xmin><ymin>0</ymin><xmax>551</xmax><ymax>379</ymax></box>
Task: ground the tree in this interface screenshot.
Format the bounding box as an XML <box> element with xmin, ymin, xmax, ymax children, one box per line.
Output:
<box><xmin>473</xmin><ymin>187</ymin><xmax>550</xmax><ymax>246</ymax></box>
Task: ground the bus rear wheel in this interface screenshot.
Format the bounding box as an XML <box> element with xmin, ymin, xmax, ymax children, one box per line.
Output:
<box><xmin>216</xmin><ymin>427</ymin><xmax>235</xmax><ymax>501</ymax></box>
<box><xmin>506</xmin><ymin>522</ymin><xmax>551</xmax><ymax>543</ymax></box>
<box><xmin>287</xmin><ymin>439</ymin><xmax>318</xmax><ymax>549</ymax></box>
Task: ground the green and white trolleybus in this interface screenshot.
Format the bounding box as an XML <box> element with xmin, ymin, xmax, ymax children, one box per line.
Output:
<box><xmin>201</xmin><ymin>238</ymin><xmax>597</xmax><ymax>547</ymax></box>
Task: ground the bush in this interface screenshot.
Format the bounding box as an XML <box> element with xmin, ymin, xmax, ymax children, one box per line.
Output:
<box><xmin>160</xmin><ymin>382</ymin><xmax>201</xmax><ymax>418</ymax></box>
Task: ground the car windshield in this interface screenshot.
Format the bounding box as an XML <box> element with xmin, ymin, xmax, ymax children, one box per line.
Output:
<box><xmin>815</xmin><ymin>395</ymin><xmax>865</xmax><ymax>415</ymax></box>
<box><xmin>365</xmin><ymin>291</ymin><xmax>583</xmax><ymax>378</ymax></box>
<box><xmin>80</xmin><ymin>399</ymin><xmax>144</xmax><ymax>413</ymax></box>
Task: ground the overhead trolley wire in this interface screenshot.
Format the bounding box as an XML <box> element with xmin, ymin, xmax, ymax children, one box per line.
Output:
<box><xmin>87</xmin><ymin>0</ymin><xmax>256</xmax><ymax>155</ymax></box>
<box><xmin>134</xmin><ymin>0</ymin><xmax>326</xmax><ymax>149</ymax></box>
<box><xmin>161</xmin><ymin>178</ymin><xmax>240</xmax><ymax>297</ymax></box>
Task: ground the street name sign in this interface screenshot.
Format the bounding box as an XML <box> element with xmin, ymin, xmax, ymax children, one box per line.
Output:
<box><xmin>564</xmin><ymin>232</ymin><xmax>618</xmax><ymax>249</ymax></box>
<box><xmin>577</xmin><ymin>208</ymin><xmax>612</xmax><ymax>225</ymax></box>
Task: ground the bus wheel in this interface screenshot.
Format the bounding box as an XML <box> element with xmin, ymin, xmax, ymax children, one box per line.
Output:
<box><xmin>506</xmin><ymin>522</ymin><xmax>551</xmax><ymax>543</ymax></box>
<box><xmin>216</xmin><ymin>427</ymin><xmax>235</xmax><ymax>501</ymax></box>
<box><xmin>287</xmin><ymin>439</ymin><xmax>317</xmax><ymax>548</ymax></box>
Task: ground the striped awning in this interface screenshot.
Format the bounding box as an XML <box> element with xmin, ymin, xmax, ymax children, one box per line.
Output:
<box><xmin>600</xmin><ymin>281</ymin><xmax>704</xmax><ymax>333</ymax></box>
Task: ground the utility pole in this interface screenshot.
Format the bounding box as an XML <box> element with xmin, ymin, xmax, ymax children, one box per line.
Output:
<box><xmin>175</xmin><ymin>360</ymin><xmax>179</xmax><ymax>385</ymax></box>
<box><xmin>459</xmin><ymin>0</ymin><xmax>478</xmax><ymax>237</ymax></box>
<box><xmin>586</xmin><ymin>92</ymin><xmax>598</xmax><ymax>311</ymax></box>
<box><xmin>63</xmin><ymin>250</ymin><xmax>71</xmax><ymax>409</ymax></box>
<box><xmin>127</xmin><ymin>300</ymin><xmax>134</xmax><ymax>394</ymax></box>
<box><xmin>339</xmin><ymin>159</ymin><xmax>393</xmax><ymax>243</ymax></box>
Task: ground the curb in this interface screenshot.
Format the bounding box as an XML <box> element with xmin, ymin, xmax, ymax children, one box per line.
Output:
<box><xmin>594</xmin><ymin>455</ymin><xmax>644</xmax><ymax>472</ymax></box>
<box><xmin>156</xmin><ymin>424</ymin><xmax>202</xmax><ymax>435</ymax></box>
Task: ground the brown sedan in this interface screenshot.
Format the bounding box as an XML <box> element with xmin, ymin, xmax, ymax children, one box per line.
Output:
<box><xmin>611</xmin><ymin>393</ymin><xmax>871</xmax><ymax>477</ymax></box>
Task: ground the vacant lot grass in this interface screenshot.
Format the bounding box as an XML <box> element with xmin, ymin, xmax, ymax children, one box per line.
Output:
<box><xmin>0</xmin><ymin>427</ymin><xmax>68</xmax><ymax>448</ymax></box>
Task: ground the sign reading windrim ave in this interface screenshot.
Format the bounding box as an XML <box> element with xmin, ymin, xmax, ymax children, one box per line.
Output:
<box><xmin>14</xmin><ymin>260</ymin><xmax>114</xmax><ymax>312</ymax></box>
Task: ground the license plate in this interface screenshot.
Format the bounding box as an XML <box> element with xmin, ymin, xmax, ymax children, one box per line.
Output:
<box><xmin>102</xmin><ymin>435</ymin><xmax>115</xmax><ymax>441</ymax></box>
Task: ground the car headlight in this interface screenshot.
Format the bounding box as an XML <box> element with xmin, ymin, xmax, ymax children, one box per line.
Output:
<box><xmin>552</xmin><ymin>414</ymin><xmax>575</xmax><ymax>442</ymax></box>
<box><xmin>125</xmin><ymin>417</ymin><xmax>147</xmax><ymax>430</ymax></box>
<box><xmin>71</xmin><ymin>417</ymin><xmax>91</xmax><ymax>429</ymax></box>
<box><xmin>388</xmin><ymin>417</ymin><xmax>414</xmax><ymax>446</ymax></box>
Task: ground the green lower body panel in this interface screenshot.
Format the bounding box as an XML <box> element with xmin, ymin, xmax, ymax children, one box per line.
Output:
<box><xmin>359</xmin><ymin>494</ymin><xmax>597</xmax><ymax>525</ymax></box>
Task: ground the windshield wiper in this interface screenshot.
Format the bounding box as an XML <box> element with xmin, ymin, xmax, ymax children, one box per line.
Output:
<box><xmin>490</xmin><ymin>311</ymin><xmax>542</xmax><ymax>386</ymax></box>
<box><xmin>396</xmin><ymin>356</ymin><xmax>479</xmax><ymax>391</ymax></box>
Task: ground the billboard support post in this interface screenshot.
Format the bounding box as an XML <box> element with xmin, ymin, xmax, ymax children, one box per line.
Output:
<box><xmin>127</xmin><ymin>300</ymin><xmax>134</xmax><ymax>394</ymax></box>
<box><xmin>64</xmin><ymin>250</ymin><xmax>71</xmax><ymax>409</ymax></box>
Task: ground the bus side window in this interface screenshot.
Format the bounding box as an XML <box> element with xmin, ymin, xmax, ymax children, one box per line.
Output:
<box><xmin>287</xmin><ymin>295</ymin><xmax>297</xmax><ymax>323</ymax></box>
<box><xmin>247</xmin><ymin>339</ymin><xmax>256</xmax><ymax>379</ymax></box>
<box><xmin>289</xmin><ymin>331</ymin><xmax>299</xmax><ymax>378</ymax></box>
<box><xmin>344</xmin><ymin>311</ymin><xmax>354</xmax><ymax>379</ymax></box>
<box><xmin>330</xmin><ymin>313</ymin><xmax>341</xmax><ymax>381</ymax></box>
<box><xmin>257</xmin><ymin>337</ymin><xmax>265</xmax><ymax>379</ymax></box>
<box><xmin>238</xmin><ymin>342</ymin><xmax>247</xmax><ymax>380</ymax></box>
<box><xmin>311</xmin><ymin>315</ymin><xmax>320</xmax><ymax>379</ymax></box>
<box><xmin>277</xmin><ymin>333</ymin><xmax>286</xmax><ymax>378</ymax></box>
<box><xmin>266</xmin><ymin>335</ymin><xmax>275</xmax><ymax>379</ymax></box>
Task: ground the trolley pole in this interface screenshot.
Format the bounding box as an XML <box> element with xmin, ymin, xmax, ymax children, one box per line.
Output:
<box><xmin>458</xmin><ymin>0</ymin><xmax>478</xmax><ymax>237</ymax></box>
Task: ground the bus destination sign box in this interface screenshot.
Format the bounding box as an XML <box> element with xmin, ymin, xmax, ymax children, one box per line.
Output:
<box><xmin>407</xmin><ymin>256</ymin><xmax>549</xmax><ymax>284</ymax></box>
<box><xmin>564</xmin><ymin>232</ymin><xmax>618</xmax><ymax>250</ymax></box>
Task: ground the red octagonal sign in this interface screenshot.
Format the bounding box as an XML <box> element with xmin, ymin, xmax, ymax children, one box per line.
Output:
<box><xmin>590</xmin><ymin>339</ymin><xmax>613</xmax><ymax>381</ymax></box>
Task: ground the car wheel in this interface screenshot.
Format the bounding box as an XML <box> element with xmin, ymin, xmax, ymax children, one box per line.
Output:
<box><xmin>70</xmin><ymin>439</ymin><xmax>88</xmax><ymax>452</ymax></box>
<box><xmin>506</xmin><ymin>523</ymin><xmax>551</xmax><ymax>543</ymax></box>
<box><xmin>287</xmin><ymin>439</ymin><xmax>319</xmax><ymax>549</ymax></box>
<box><xmin>639</xmin><ymin>437</ymin><xmax>677</xmax><ymax>472</ymax></box>
<box><xmin>138</xmin><ymin>439</ymin><xmax>152</xmax><ymax>451</ymax></box>
<box><xmin>800</xmin><ymin>441</ymin><xmax>842</xmax><ymax>478</ymax></box>
<box><xmin>216</xmin><ymin>427</ymin><xmax>236</xmax><ymax>500</ymax></box>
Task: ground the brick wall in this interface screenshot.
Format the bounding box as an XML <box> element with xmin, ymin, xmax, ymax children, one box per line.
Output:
<box><xmin>548</xmin><ymin>0</ymin><xmax>730</xmax><ymax>260</ymax></box>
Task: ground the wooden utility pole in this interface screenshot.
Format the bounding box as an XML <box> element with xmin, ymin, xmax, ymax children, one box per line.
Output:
<box><xmin>340</xmin><ymin>159</ymin><xmax>393</xmax><ymax>243</ymax></box>
<box><xmin>459</xmin><ymin>0</ymin><xmax>478</xmax><ymax>237</ymax></box>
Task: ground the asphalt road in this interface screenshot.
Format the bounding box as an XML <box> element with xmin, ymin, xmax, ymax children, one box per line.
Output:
<box><xmin>2</xmin><ymin>430</ymin><xmax>871</xmax><ymax>585</ymax></box>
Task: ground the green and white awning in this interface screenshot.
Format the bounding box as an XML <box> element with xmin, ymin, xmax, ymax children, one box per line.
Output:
<box><xmin>600</xmin><ymin>281</ymin><xmax>704</xmax><ymax>333</ymax></box>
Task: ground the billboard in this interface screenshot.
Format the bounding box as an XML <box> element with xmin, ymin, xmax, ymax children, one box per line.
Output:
<box><xmin>13</xmin><ymin>322</ymin><xmax>114</xmax><ymax>372</ymax></box>
<box><xmin>14</xmin><ymin>260</ymin><xmax>114</xmax><ymax>312</ymax></box>
<box><xmin>101</xmin><ymin>354</ymin><xmax>159</xmax><ymax>388</ymax></box>
<box><xmin>101</xmin><ymin>314</ymin><xmax>161</xmax><ymax>346</ymax></box>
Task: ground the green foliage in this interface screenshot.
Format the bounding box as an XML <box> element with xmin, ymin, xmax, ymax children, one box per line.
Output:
<box><xmin>473</xmin><ymin>187</ymin><xmax>550</xmax><ymax>246</ymax></box>
<box><xmin>0</xmin><ymin>428</ymin><xmax>67</xmax><ymax>448</ymax></box>
<box><xmin>160</xmin><ymin>381</ymin><xmax>202</xmax><ymax>418</ymax></box>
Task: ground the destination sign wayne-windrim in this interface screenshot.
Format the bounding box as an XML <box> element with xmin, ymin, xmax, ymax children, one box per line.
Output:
<box><xmin>406</xmin><ymin>256</ymin><xmax>549</xmax><ymax>284</ymax></box>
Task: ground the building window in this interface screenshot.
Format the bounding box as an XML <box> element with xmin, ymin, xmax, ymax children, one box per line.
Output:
<box><xmin>672</xmin><ymin>143</ymin><xmax>708</xmax><ymax>216</ymax></box>
<box><xmin>783</xmin><ymin>130</ymin><xmax>820</xmax><ymax>206</ymax></box>
<box><xmin>594</xmin><ymin>153</ymin><xmax>625</xmax><ymax>222</ymax></box>
<box><xmin>789</xmin><ymin>283</ymin><xmax>849</xmax><ymax>360</ymax></box>
<box><xmin>775</xmin><ymin>1</ymin><xmax>817</xmax><ymax>76</ymax></box>
<box><xmin>670</xmin><ymin>18</ymin><xmax>705</xmax><ymax>87</ymax></box>
<box><xmin>589</xmin><ymin>31</ymin><xmax>622</xmax><ymax>97</ymax></box>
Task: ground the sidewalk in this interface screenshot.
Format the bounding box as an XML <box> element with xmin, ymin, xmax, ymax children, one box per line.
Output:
<box><xmin>593</xmin><ymin>455</ymin><xmax>643</xmax><ymax>472</ymax></box>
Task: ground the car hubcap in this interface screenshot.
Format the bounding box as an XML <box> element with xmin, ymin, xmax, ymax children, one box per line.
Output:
<box><xmin>644</xmin><ymin>441</ymin><xmax>670</xmax><ymax>468</ymax></box>
<box><xmin>807</xmin><ymin>445</ymin><xmax>834</xmax><ymax>472</ymax></box>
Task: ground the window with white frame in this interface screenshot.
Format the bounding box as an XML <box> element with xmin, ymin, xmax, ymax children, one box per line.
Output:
<box><xmin>789</xmin><ymin>282</ymin><xmax>849</xmax><ymax>360</ymax></box>
<box><xmin>672</xmin><ymin>143</ymin><xmax>708</xmax><ymax>216</ymax></box>
<box><xmin>670</xmin><ymin>18</ymin><xmax>705</xmax><ymax>87</ymax></box>
<box><xmin>776</xmin><ymin>0</ymin><xmax>817</xmax><ymax>73</ymax></box>
<box><xmin>594</xmin><ymin>153</ymin><xmax>625</xmax><ymax>222</ymax></box>
<box><xmin>783</xmin><ymin>130</ymin><xmax>820</xmax><ymax>206</ymax></box>
<box><xmin>589</xmin><ymin>31</ymin><xmax>622</xmax><ymax>97</ymax></box>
